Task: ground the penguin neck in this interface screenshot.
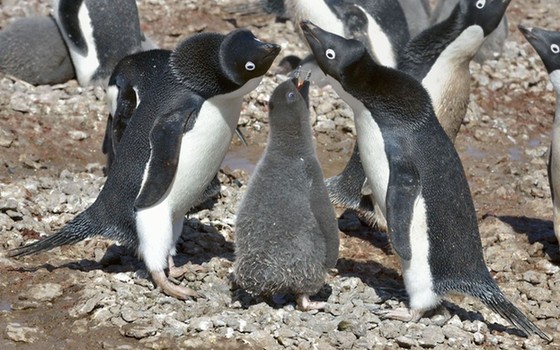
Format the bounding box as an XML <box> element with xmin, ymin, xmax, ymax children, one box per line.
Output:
<box><xmin>398</xmin><ymin>7</ymin><xmax>483</xmax><ymax>80</ymax></box>
<box><xmin>337</xmin><ymin>55</ymin><xmax>432</xmax><ymax>129</ymax></box>
<box><xmin>267</xmin><ymin>116</ymin><xmax>315</xmax><ymax>157</ymax></box>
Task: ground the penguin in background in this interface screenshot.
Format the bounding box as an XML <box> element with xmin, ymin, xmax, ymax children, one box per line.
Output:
<box><xmin>52</xmin><ymin>0</ymin><xmax>150</xmax><ymax>87</ymax></box>
<box><xmin>285</xmin><ymin>0</ymin><xmax>410</xmax><ymax>68</ymax></box>
<box><xmin>519</xmin><ymin>25</ymin><xmax>560</xmax><ymax>251</ymax></box>
<box><xmin>326</xmin><ymin>0</ymin><xmax>513</xmax><ymax>230</ymax></box>
<box><xmin>8</xmin><ymin>29</ymin><xmax>281</xmax><ymax>300</ymax></box>
<box><xmin>233</xmin><ymin>75</ymin><xmax>340</xmax><ymax>311</ymax></box>
<box><xmin>301</xmin><ymin>21</ymin><xmax>551</xmax><ymax>340</ymax></box>
<box><xmin>0</xmin><ymin>16</ymin><xmax>75</xmax><ymax>85</ymax></box>
<box><xmin>431</xmin><ymin>0</ymin><xmax>509</xmax><ymax>63</ymax></box>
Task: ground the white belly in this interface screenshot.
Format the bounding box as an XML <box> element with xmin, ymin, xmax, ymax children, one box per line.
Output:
<box><xmin>162</xmin><ymin>96</ymin><xmax>241</xmax><ymax>219</ymax></box>
<box><xmin>287</xmin><ymin>0</ymin><xmax>345</xmax><ymax>38</ymax></box>
<box><xmin>357</xmin><ymin>5</ymin><xmax>396</xmax><ymax>68</ymax></box>
<box><xmin>328</xmin><ymin>78</ymin><xmax>390</xmax><ymax>214</ymax></box>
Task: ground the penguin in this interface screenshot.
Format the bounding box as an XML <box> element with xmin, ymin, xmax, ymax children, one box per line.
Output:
<box><xmin>431</xmin><ymin>0</ymin><xmax>509</xmax><ymax>63</ymax></box>
<box><xmin>8</xmin><ymin>29</ymin><xmax>281</xmax><ymax>300</ymax></box>
<box><xmin>103</xmin><ymin>49</ymin><xmax>249</xmax><ymax>175</ymax></box>
<box><xmin>233</xmin><ymin>76</ymin><xmax>340</xmax><ymax>311</ymax></box>
<box><xmin>326</xmin><ymin>0</ymin><xmax>513</xmax><ymax>230</ymax></box>
<box><xmin>519</xmin><ymin>25</ymin><xmax>560</xmax><ymax>251</ymax></box>
<box><xmin>0</xmin><ymin>16</ymin><xmax>75</xmax><ymax>85</ymax></box>
<box><xmin>52</xmin><ymin>0</ymin><xmax>148</xmax><ymax>87</ymax></box>
<box><xmin>300</xmin><ymin>21</ymin><xmax>551</xmax><ymax>340</ymax></box>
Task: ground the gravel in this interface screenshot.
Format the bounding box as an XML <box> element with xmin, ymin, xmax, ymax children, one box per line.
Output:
<box><xmin>1</xmin><ymin>0</ymin><xmax>559</xmax><ymax>349</ymax></box>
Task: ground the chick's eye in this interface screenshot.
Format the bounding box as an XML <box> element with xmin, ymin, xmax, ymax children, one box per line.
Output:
<box><xmin>325</xmin><ymin>49</ymin><xmax>336</xmax><ymax>60</ymax></box>
<box><xmin>475</xmin><ymin>0</ymin><xmax>485</xmax><ymax>8</ymax></box>
<box><xmin>551</xmin><ymin>44</ymin><xmax>560</xmax><ymax>54</ymax></box>
<box><xmin>245</xmin><ymin>61</ymin><xmax>256</xmax><ymax>71</ymax></box>
<box><xmin>287</xmin><ymin>91</ymin><xmax>296</xmax><ymax>102</ymax></box>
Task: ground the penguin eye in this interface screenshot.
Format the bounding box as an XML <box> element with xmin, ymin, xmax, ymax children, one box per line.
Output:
<box><xmin>551</xmin><ymin>44</ymin><xmax>560</xmax><ymax>54</ymax></box>
<box><xmin>475</xmin><ymin>0</ymin><xmax>485</xmax><ymax>8</ymax></box>
<box><xmin>245</xmin><ymin>61</ymin><xmax>256</xmax><ymax>71</ymax></box>
<box><xmin>325</xmin><ymin>49</ymin><xmax>336</xmax><ymax>60</ymax></box>
<box><xmin>286</xmin><ymin>91</ymin><xmax>297</xmax><ymax>103</ymax></box>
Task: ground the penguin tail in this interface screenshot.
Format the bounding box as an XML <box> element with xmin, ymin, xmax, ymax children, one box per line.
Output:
<box><xmin>477</xmin><ymin>284</ymin><xmax>552</xmax><ymax>341</ymax></box>
<box><xmin>7</xmin><ymin>212</ymin><xmax>98</xmax><ymax>258</ymax></box>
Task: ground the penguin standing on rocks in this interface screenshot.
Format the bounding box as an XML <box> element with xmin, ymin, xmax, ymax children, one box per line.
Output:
<box><xmin>326</xmin><ymin>0</ymin><xmax>513</xmax><ymax>229</ymax></box>
<box><xmin>233</xmin><ymin>76</ymin><xmax>340</xmax><ymax>311</ymax></box>
<box><xmin>301</xmin><ymin>21</ymin><xmax>551</xmax><ymax>340</ymax></box>
<box><xmin>8</xmin><ymin>29</ymin><xmax>281</xmax><ymax>300</ymax></box>
<box><xmin>519</xmin><ymin>25</ymin><xmax>560</xmax><ymax>251</ymax></box>
<box><xmin>52</xmin><ymin>0</ymin><xmax>151</xmax><ymax>87</ymax></box>
<box><xmin>0</xmin><ymin>16</ymin><xmax>75</xmax><ymax>85</ymax></box>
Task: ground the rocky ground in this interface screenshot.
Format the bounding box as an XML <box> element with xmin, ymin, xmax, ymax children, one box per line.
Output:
<box><xmin>1</xmin><ymin>0</ymin><xmax>560</xmax><ymax>349</ymax></box>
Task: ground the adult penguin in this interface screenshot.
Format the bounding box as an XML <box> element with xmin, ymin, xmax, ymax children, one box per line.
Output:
<box><xmin>9</xmin><ymin>29</ymin><xmax>281</xmax><ymax>300</ymax></box>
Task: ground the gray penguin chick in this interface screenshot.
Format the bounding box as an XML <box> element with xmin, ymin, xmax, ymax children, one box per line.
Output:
<box><xmin>233</xmin><ymin>77</ymin><xmax>340</xmax><ymax>311</ymax></box>
<box><xmin>0</xmin><ymin>16</ymin><xmax>75</xmax><ymax>85</ymax></box>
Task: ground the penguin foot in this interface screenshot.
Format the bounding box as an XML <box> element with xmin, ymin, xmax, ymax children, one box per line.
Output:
<box><xmin>375</xmin><ymin>307</ymin><xmax>423</xmax><ymax>322</ymax></box>
<box><xmin>167</xmin><ymin>256</ymin><xmax>203</xmax><ymax>278</ymax></box>
<box><xmin>151</xmin><ymin>270</ymin><xmax>199</xmax><ymax>300</ymax></box>
<box><xmin>296</xmin><ymin>294</ymin><xmax>326</xmax><ymax>311</ymax></box>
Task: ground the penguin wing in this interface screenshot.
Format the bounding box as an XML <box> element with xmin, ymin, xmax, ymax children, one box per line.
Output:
<box><xmin>134</xmin><ymin>97</ymin><xmax>203</xmax><ymax>209</ymax></box>
<box><xmin>385</xmin><ymin>153</ymin><xmax>421</xmax><ymax>261</ymax></box>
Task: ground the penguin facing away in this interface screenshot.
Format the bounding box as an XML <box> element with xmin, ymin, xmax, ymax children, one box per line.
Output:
<box><xmin>0</xmin><ymin>16</ymin><xmax>75</xmax><ymax>85</ymax></box>
<box><xmin>519</xmin><ymin>25</ymin><xmax>560</xmax><ymax>251</ymax></box>
<box><xmin>300</xmin><ymin>21</ymin><xmax>551</xmax><ymax>340</ymax></box>
<box><xmin>233</xmin><ymin>76</ymin><xmax>340</xmax><ymax>311</ymax></box>
<box><xmin>52</xmin><ymin>0</ymin><xmax>146</xmax><ymax>87</ymax></box>
<box><xmin>9</xmin><ymin>29</ymin><xmax>281</xmax><ymax>300</ymax></box>
<box><xmin>325</xmin><ymin>0</ymin><xmax>513</xmax><ymax>230</ymax></box>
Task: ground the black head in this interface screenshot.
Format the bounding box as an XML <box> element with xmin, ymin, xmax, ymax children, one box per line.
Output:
<box><xmin>269</xmin><ymin>77</ymin><xmax>310</xmax><ymax>125</ymax></box>
<box><xmin>219</xmin><ymin>29</ymin><xmax>281</xmax><ymax>86</ymax></box>
<box><xmin>519</xmin><ymin>25</ymin><xmax>560</xmax><ymax>74</ymax></box>
<box><xmin>300</xmin><ymin>21</ymin><xmax>367</xmax><ymax>81</ymax></box>
<box><xmin>458</xmin><ymin>0</ymin><xmax>512</xmax><ymax>36</ymax></box>
<box><xmin>170</xmin><ymin>29</ymin><xmax>280</xmax><ymax>97</ymax></box>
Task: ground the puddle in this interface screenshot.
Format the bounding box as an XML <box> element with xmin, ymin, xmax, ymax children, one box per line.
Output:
<box><xmin>464</xmin><ymin>144</ymin><xmax>487</xmax><ymax>159</ymax></box>
<box><xmin>509</xmin><ymin>146</ymin><xmax>522</xmax><ymax>161</ymax></box>
<box><xmin>222</xmin><ymin>139</ymin><xmax>349</xmax><ymax>179</ymax></box>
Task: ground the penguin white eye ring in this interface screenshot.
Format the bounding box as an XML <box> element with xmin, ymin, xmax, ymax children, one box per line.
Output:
<box><xmin>551</xmin><ymin>44</ymin><xmax>560</xmax><ymax>54</ymax></box>
<box><xmin>245</xmin><ymin>61</ymin><xmax>256</xmax><ymax>71</ymax></box>
<box><xmin>475</xmin><ymin>0</ymin><xmax>486</xmax><ymax>9</ymax></box>
<box><xmin>325</xmin><ymin>49</ymin><xmax>336</xmax><ymax>60</ymax></box>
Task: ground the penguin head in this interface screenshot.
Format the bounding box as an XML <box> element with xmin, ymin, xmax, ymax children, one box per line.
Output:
<box><xmin>519</xmin><ymin>25</ymin><xmax>560</xmax><ymax>75</ymax></box>
<box><xmin>300</xmin><ymin>21</ymin><xmax>367</xmax><ymax>82</ymax></box>
<box><xmin>459</xmin><ymin>0</ymin><xmax>512</xmax><ymax>36</ymax></box>
<box><xmin>219</xmin><ymin>29</ymin><xmax>281</xmax><ymax>87</ymax></box>
<box><xmin>170</xmin><ymin>30</ymin><xmax>280</xmax><ymax>98</ymax></box>
<box><xmin>268</xmin><ymin>77</ymin><xmax>310</xmax><ymax>126</ymax></box>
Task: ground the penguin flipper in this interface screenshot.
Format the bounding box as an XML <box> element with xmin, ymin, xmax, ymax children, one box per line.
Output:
<box><xmin>385</xmin><ymin>154</ymin><xmax>421</xmax><ymax>261</ymax></box>
<box><xmin>134</xmin><ymin>101</ymin><xmax>201</xmax><ymax>209</ymax></box>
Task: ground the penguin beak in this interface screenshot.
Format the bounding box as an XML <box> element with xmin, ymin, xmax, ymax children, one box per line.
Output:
<box><xmin>300</xmin><ymin>21</ymin><xmax>321</xmax><ymax>46</ymax></box>
<box><xmin>518</xmin><ymin>24</ymin><xmax>540</xmax><ymax>43</ymax></box>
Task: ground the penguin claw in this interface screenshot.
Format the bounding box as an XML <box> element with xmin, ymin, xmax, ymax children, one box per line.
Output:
<box><xmin>296</xmin><ymin>294</ymin><xmax>326</xmax><ymax>311</ymax></box>
<box><xmin>151</xmin><ymin>270</ymin><xmax>200</xmax><ymax>300</ymax></box>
